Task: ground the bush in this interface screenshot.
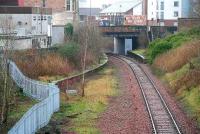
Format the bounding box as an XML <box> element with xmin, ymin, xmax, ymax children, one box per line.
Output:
<box><xmin>64</xmin><ymin>23</ymin><xmax>73</xmax><ymax>37</ymax></box>
<box><xmin>147</xmin><ymin>27</ymin><xmax>200</xmax><ymax>64</ymax></box>
<box><xmin>58</xmin><ymin>42</ymin><xmax>80</xmax><ymax>62</ymax></box>
<box><xmin>153</xmin><ymin>40</ymin><xmax>200</xmax><ymax>72</ymax></box>
<box><xmin>147</xmin><ymin>40</ymin><xmax>173</xmax><ymax>64</ymax></box>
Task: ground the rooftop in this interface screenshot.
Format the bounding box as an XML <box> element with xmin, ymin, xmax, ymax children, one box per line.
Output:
<box><xmin>100</xmin><ymin>0</ymin><xmax>142</xmax><ymax>14</ymax></box>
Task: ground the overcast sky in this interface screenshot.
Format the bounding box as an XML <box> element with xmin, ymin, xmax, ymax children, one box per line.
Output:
<box><xmin>79</xmin><ymin>0</ymin><xmax>122</xmax><ymax>8</ymax></box>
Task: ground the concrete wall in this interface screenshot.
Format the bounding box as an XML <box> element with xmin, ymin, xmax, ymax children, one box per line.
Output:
<box><xmin>0</xmin><ymin>14</ymin><xmax>52</xmax><ymax>36</ymax></box>
<box><xmin>0</xmin><ymin>36</ymin><xmax>48</xmax><ymax>50</ymax></box>
<box><xmin>52</xmin><ymin>11</ymin><xmax>73</xmax><ymax>25</ymax></box>
<box><xmin>114</xmin><ymin>37</ymin><xmax>125</xmax><ymax>55</ymax></box>
<box><xmin>52</xmin><ymin>26</ymin><xmax>65</xmax><ymax>45</ymax></box>
<box><xmin>14</xmin><ymin>39</ymin><xmax>32</xmax><ymax>50</ymax></box>
<box><xmin>114</xmin><ymin>37</ymin><xmax>135</xmax><ymax>55</ymax></box>
<box><xmin>125</xmin><ymin>39</ymin><xmax>132</xmax><ymax>55</ymax></box>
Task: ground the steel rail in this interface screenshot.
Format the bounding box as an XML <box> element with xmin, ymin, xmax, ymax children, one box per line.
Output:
<box><xmin>110</xmin><ymin>54</ymin><xmax>181</xmax><ymax>134</ymax></box>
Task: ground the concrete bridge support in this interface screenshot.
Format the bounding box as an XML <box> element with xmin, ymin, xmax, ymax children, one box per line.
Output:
<box><xmin>114</xmin><ymin>37</ymin><xmax>133</xmax><ymax>55</ymax></box>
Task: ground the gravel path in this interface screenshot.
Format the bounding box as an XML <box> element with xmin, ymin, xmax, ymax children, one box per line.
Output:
<box><xmin>98</xmin><ymin>57</ymin><xmax>151</xmax><ymax>134</ymax></box>
<box><xmin>140</xmin><ymin>64</ymin><xmax>200</xmax><ymax>134</ymax></box>
<box><xmin>98</xmin><ymin>56</ymin><xmax>200</xmax><ymax>134</ymax></box>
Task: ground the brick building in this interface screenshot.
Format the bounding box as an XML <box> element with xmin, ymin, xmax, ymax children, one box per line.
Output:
<box><xmin>0</xmin><ymin>0</ymin><xmax>79</xmax><ymax>25</ymax></box>
<box><xmin>0</xmin><ymin>0</ymin><xmax>23</xmax><ymax>6</ymax></box>
<box><xmin>23</xmin><ymin>0</ymin><xmax>79</xmax><ymax>25</ymax></box>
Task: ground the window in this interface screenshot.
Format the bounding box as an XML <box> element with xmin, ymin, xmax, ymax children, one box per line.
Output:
<box><xmin>174</xmin><ymin>11</ymin><xmax>179</xmax><ymax>17</ymax></box>
<box><xmin>160</xmin><ymin>12</ymin><xmax>164</xmax><ymax>20</ymax></box>
<box><xmin>156</xmin><ymin>1</ymin><xmax>159</xmax><ymax>10</ymax></box>
<box><xmin>33</xmin><ymin>16</ymin><xmax>36</xmax><ymax>21</ymax></box>
<box><xmin>156</xmin><ymin>12</ymin><xmax>159</xmax><ymax>19</ymax></box>
<box><xmin>42</xmin><ymin>0</ymin><xmax>46</xmax><ymax>7</ymax></box>
<box><xmin>174</xmin><ymin>1</ymin><xmax>179</xmax><ymax>7</ymax></box>
<box><xmin>66</xmin><ymin>0</ymin><xmax>71</xmax><ymax>11</ymax></box>
<box><xmin>160</xmin><ymin>2</ymin><xmax>164</xmax><ymax>10</ymax></box>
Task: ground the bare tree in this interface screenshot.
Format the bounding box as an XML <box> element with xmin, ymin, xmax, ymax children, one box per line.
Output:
<box><xmin>77</xmin><ymin>23</ymin><xmax>105</xmax><ymax>97</ymax></box>
<box><xmin>77</xmin><ymin>24</ymin><xmax>89</xmax><ymax>97</ymax></box>
<box><xmin>0</xmin><ymin>15</ymin><xmax>15</xmax><ymax>129</ymax></box>
<box><xmin>191</xmin><ymin>0</ymin><xmax>200</xmax><ymax>17</ymax></box>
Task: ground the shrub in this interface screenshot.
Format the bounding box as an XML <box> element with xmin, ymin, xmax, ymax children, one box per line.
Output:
<box><xmin>58</xmin><ymin>42</ymin><xmax>80</xmax><ymax>62</ymax></box>
<box><xmin>147</xmin><ymin>40</ymin><xmax>172</xmax><ymax>64</ymax></box>
<box><xmin>147</xmin><ymin>27</ymin><xmax>200</xmax><ymax>64</ymax></box>
<box><xmin>64</xmin><ymin>23</ymin><xmax>73</xmax><ymax>38</ymax></box>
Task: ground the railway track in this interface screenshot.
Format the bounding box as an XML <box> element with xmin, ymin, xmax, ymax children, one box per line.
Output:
<box><xmin>110</xmin><ymin>55</ymin><xmax>182</xmax><ymax>134</ymax></box>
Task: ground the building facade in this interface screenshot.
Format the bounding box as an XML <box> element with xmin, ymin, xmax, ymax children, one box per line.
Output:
<box><xmin>22</xmin><ymin>0</ymin><xmax>79</xmax><ymax>25</ymax></box>
<box><xmin>99</xmin><ymin>0</ymin><xmax>144</xmax><ymax>26</ymax></box>
<box><xmin>0</xmin><ymin>0</ymin><xmax>23</xmax><ymax>6</ymax></box>
<box><xmin>0</xmin><ymin>0</ymin><xmax>79</xmax><ymax>25</ymax></box>
<box><xmin>0</xmin><ymin>6</ymin><xmax>52</xmax><ymax>49</ymax></box>
<box><xmin>147</xmin><ymin>0</ymin><xmax>191</xmax><ymax>26</ymax></box>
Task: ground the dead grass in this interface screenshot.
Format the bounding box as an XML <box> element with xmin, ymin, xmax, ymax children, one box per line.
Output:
<box><xmin>174</xmin><ymin>69</ymin><xmax>200</xmax><ymax>91</ymax></box>
<box><xmin>38</xmin><ymin>65</ymin><xmax>119</xmax><ymax>134</ymax></box>
<box><xmin>153</xmin><ymin>40</ymin><xmax>200</xmax><ymax>72</ymax></box>
<box><xmin>14</xmin><ymin>51</ymin><xmax>73</xmax><ymax>79</ymax></box>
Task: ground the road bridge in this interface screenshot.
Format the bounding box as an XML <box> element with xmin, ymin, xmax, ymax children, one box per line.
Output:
<box><xmin>99</xmin><ymin>25</ymin><xmax>177</xmax><ymax>55</ymax></box>
<box><xmin>99</xmin><ymin>25</ymin><xmax>148</xmax><ymax>55</ymax></box>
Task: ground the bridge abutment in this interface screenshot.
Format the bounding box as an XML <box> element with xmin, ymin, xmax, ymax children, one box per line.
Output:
<box><xmin>114</xmin><ymin>37</ymin><xmax>133</xmax><ymax>55</ymax></box>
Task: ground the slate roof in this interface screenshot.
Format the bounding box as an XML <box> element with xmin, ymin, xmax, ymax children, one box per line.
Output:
<box><xmin>100</xmin><ymin>0</ymin><xmax>142</xmax><ymax>14</ymax></box>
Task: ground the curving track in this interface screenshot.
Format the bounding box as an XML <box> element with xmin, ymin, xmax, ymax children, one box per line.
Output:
<box><xmin>110</xmin><ymin>55</ymin><xmax>182</xmax><ymax>134</ymax></box>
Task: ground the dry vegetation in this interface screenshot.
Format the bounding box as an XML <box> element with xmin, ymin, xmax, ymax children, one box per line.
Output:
<box><xmin>151</xmin><ymin>33</ymin><xmax>200</xmax><ymax>124</ymax></box>
<box><xmin>13</xmin><ymin>50</ymin><xmax>73</xmax><ymax>79</ymax></box>
<box><xmin>153</xmin><ymin>40</ymin><xmax>200</xmax><ymax>72</ymax></box>
<box><xmin>38</xmin><ymin>65</ymin><xmax>119</xmax><ymax>134</ymax></box>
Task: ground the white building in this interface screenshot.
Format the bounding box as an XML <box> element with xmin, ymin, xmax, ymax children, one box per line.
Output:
<box><xmin>99</xmin><ymin>0</ymin><xmax>144</xmax><ymax>26</ymax></box>
<box><xmin>0</xmin><ymin>6</ymin><xmax>52</xmax><ymax>49</ymax></box>
<box><xmin>147</xmin><ymin>0</ymin><xmax>191</xmax><ymax>26</ymax></box>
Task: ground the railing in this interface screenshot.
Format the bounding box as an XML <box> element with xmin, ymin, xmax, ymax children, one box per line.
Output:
<box><xmin>8</xmin><ymin>61</ymin><xmax>60</xmax><ymax>134</ymax></box>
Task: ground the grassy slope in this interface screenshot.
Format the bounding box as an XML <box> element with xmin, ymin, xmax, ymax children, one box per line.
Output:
<box><xmin>147</xmin><ymin>27</ymin><xmax>200</xmax><ymax>64</ymax></box>
<box><xmin>2</xmin><ymin>91</ymin><xmax>36</xmax><ymax>133</ymax></box>
<box><xmin>38</xmin><ymin>65</ymin><xmax>119</xmax><ymax>134</ymax></box>
<box><xmin>147</xmin><ymin>27</ymin><xmax>200</xmax><ymax>125</ymax></box>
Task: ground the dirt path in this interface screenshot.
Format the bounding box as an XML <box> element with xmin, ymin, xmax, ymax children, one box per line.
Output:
<box><xmin>98</xmin><ymin>57</ymin><xmax>151</xmax><ymax>134</ymax></box>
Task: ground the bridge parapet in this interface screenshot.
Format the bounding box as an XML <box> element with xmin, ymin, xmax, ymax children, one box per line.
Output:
<box><xmin>99</xmin><ymin>26</ymin><xmax>147</xmax><ymax>37</ymax></box>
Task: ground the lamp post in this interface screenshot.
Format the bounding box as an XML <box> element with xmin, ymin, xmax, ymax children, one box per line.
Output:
<box><xmin>89</xmin><ymin>0</ymin><xmax>91</xmax><ymax>23</ymax></box>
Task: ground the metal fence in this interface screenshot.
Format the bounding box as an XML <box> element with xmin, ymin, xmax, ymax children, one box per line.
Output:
<box><xmin>8</xmin><ymin>61</ymin><xmax>60</xmax><ymax>134</ymax></box>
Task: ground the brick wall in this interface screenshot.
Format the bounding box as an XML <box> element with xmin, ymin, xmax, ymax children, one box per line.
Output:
<box><xmin>46</xmin><ymin>0</ymin><xmax>65</xmax><ymax>12</ymax></box>
<box><xmin>23</xmin><ymin>0</ymin><xmax>65</xmax><ymax>12</ymax></box>
<box><xmin>178</xmin><ymin>18</ymin><xmax>200</xmax><ymax>31</ymax></box>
